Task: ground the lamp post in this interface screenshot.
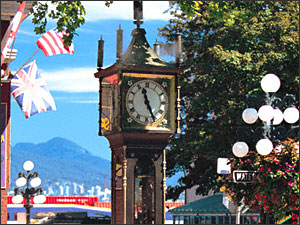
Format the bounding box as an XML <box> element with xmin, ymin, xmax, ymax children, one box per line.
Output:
<box><xmin>232</xmin><ymin>73</ymin><xmax>299</xmax><ymax>224</ymax></box>
<box><xmin>12</xmin><ymin>160</ymin><xmax>46</xmax><ymax>224</ymax></box>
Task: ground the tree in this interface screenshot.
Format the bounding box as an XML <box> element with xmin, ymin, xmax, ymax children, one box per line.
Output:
<box><xmin>29</xmin><ymin>1</ymin><xmax>86</xmax><ymax>47</ymax></box>
<box><xmin>159</xmin><ymin>1</ymin><xmax>299</xmax><ymax>201</ymax></box>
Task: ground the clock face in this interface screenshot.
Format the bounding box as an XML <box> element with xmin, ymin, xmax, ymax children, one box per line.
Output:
<box><xmin>125</xmin><ymin>79</ymin><xmax>169</xmax><ymax>126</ymax></box>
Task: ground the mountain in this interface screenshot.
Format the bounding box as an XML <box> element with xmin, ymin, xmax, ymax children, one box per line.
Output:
<box><xmin>10</xmin><ymin>137</ymin><xmax>111</xmax><ymax>197</ymax></box>
<box><xmin>10</xmin><ymin>137</ymin><xmax>182</xmax><ymax>199</ymax></box>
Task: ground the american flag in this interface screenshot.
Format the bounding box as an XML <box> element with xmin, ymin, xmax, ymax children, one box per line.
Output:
<box><xmin>1</xmin><ymin>1</ymin><xmax>26</xmax><ymax>66</ymax></box>
<box><xmin>36</xmin><ymin>28</ymin><xmax>74</xmax><ymax>57</ymax></box>
<box><xmin>11</xmin><ymin>60</ymin><xmax>56</xmax><ymax>118</ymax></box>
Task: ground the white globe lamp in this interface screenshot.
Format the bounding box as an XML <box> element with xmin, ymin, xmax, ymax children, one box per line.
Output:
<box><xmin>256</xmin><ymin>138</ymin><xmax>273</xmax><ymax>155</ymax></box>
<box><xmin>16</xmin><ymin>177</ymin><xmax>27</xmax><ymax>187</ymax></box>
<box><xmin>23</xmin><ymin>160</ymin><xmax>34</xmax><ymax>172</ymax></box>
<box><xmin>260</xmin><ymin>73</ymin><xmax>281</xmax><ymax>93</ymax></box>
<box><xmin>33</xmin><ymin>195</ymin><xmax>46</xmax><ymax>204</ymax></box>
<box><xmin>242</xmin><ymin>108</ymin><xmax>258</xmax><ymax>124</ymax></box>
<box><xmin>30</xmin><ymin>177</ymin><xmax>42</xmax><ymax>188</ymax></box>
<box><xmin>12</xmin><ymin>195</ymin><xmax>23</xmax><ymax>204</ymax></box>
<box><xmin>258</xmin><ymin>105</ymin><xmax>274</xmax><ymax>122</ymax></box>
<box><xmin>232</xmin><ymin>142</ymin><xmax>249</xmax><ymax>158</ymax></box>
<box><xmin>283</xmin><ymin>107</ymin><xmax>299</xmax><ymax>124</ymax></box>
<box><xmin>272</xmin><ymin>108</ymin><xmax>284</xmax><ymax>125</ymax></box>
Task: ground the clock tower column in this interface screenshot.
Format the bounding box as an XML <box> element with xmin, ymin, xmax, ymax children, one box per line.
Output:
<box><xmin>94</xmin><ymin>1</ymin><xmax>183</xmax><ymax>224</ymax></box>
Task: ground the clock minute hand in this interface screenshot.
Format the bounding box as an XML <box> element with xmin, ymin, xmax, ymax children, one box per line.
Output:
<box><xmin>142</xmin><ymin>88</ymin><xmax>156</xmax><ymax>122</ymax></box>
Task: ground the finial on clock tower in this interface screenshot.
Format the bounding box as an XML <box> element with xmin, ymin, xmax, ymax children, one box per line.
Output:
<box><xmin>133</xmin><ymin>1</ymin><xmax>143</xmax><ymax>28</ymax></box>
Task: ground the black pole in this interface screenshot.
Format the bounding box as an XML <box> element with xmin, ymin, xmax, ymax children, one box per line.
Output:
<box><xmin>24</xmin><ymin>203</ymin><xmax>32</xmax><ymax>224</ymax></box>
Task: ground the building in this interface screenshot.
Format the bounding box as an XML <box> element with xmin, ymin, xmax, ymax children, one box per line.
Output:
<box><xmin>170</xmin><ymin>193</ymin><xmax>260</xmax><ymax>224</ymax></box>
<box><xmin>1</xmin><ymin>2</ymin><xmax>32</xmax><ymax>224</ymax></box>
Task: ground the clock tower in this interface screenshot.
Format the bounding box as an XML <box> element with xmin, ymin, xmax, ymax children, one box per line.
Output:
<box><xmin>94</xmin><ymin>1</ymin><xmax>183</xmax><ymax>224</ymax></box>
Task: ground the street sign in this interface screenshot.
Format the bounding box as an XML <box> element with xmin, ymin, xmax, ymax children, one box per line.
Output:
<box><xmin>233</xmin><ymin>170</ymin><xmax>257</xmax><ymax>183</ymax></box>
<box><xmin>217</xmin><ymin>158</ymin><xmax>231</xmax><ymax>174</ymax></box>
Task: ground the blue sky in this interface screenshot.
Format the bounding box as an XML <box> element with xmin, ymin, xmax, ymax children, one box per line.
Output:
<box><xmin>9</xmin><ymin>1</ymin><xmax>175</xmax><ymax>161</ymax></box>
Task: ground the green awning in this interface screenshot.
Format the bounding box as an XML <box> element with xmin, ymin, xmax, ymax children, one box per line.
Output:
<box><xmin>170</xmin><ymin>193</ymin><xmax>231</xmax><ymax>215</ymax></box>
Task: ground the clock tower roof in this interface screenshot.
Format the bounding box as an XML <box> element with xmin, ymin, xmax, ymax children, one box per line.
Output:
<box><xmin>95</xmin><ymin>27</ymin><xmax>182</xmax><ymax>78</ymax></box>
<box><xmin>118</xmin><ymin>28</ymin><xmax>173</xmax><ymax>68</ymax></box>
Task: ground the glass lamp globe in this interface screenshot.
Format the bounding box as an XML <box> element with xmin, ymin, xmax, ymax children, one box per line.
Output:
<box><xmin>30</xmin><ymin>177</ymin><xmax>42</xmax><ymax>188</ymax></box>
<box><xmin>256</xmin><ymin>138</ymin><xmax>273</xmax><ymax>156</ymax></box>
<box><xmin>16</xmin><ymin>177</ymin><xmax>26</xmax><ymax>187</ymax></box>
<box><xmin>232</xmin><ymin>142</ymin><xmax>249</xmax><ymax>158</ymax></box>
<box><xmin>242</xmin><ymin>108</ymin><xmax>258</xmax><ymax>124</ymax></box>
<box><xmin>12</xmin><ymin>195</ymin><xmax>23</xmax><ymax>204</ymax></box>
<box><xmin>272</xmin><ymin>108</ymin><xmax>284</xmax><ymax>125</ymax></box>
<box><xmin>23</xmin><ymin>160</ymin><xmax>34</xmax><ymax>172</ymax></box>
<box><xmin>39</xmin><ymin>195</ymin><xmax>46</xmax><ymax>203</ymax></box>
<box><xmin>33</xmin><ymin>195</ymin><xmax>40</xmax><ymax>204</ymax></box>
<box><xmin>33</xmin><ymin>195</ymin><xmax>46</xmax><ymax>204</ymax></box>
<box><xmin>258</xmin><ymin>105</ymin><xmax>274</xmax><ymax>122</ymax></box>
<box><xmin>283</xmin><ymin>107</ymin><xmax>299</xmax><ymax>124</ymax></box>
<box><xmin>260</xmin><ymin>73</ymin><xmax>281</xmax><ymax>93</ymax></box>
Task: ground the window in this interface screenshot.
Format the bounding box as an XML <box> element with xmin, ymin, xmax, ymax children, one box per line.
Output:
<box><xmin>211</xmin><ymin>216</ymin><xmax>216</xmax><ymax>224</ymax></box>
<box><xmin>194</xmin><ymin>216</ymin><xmax>200</xmax><ymax>224</ymax></box>
<box><xmin>225</xmin><ymin>215</ymin><xmax>229</xmax><ymax>224</ymax></box>
<box><xmin>184</xmin><ymin>216</ymin><xmax>190</xmax><ymax>224</ymax></box>
<box><xmin>230</xmin><ymin>216</ymin><xmax>236</xmax><ymax>224</ymax></box>
<box><xmin>200</xmin><ymin>216</ymin><xmax>205</xmax><ymax>224</ymax></box>
<box><xmin>134</xmin><ymin>155</ymin><xmax>155</xmax><ymax>224</ymax></box>
<box><xmin>205</xmin><ymin>216</ymin><xmax>211</xmax><ymax>224</ymax></box>
<box><xmin>219</xmin><ymin>216</ymin><xmax>224</xmax><ymax>224</ymax></box>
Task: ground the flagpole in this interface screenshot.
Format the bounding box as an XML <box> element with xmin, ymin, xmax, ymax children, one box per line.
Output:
<box><xmin>4</xmin><ymin>36</ymin><xmax>18</xmax><ymax>76</ymax></box>
<box><xmin>13</xmin><ymin>48</ymin><xmax>40</xmax><ymax>76</ymax></box>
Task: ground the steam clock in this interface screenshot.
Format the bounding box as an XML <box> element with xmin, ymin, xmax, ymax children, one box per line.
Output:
<box><xmin>94</xmin><ymin>1</ymin><xmax>183</xmax><ymax>224</ymax></box>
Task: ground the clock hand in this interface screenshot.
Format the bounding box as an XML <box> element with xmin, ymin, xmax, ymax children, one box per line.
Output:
<box><xmin>142</xmin><ymin>88</ymin><xmax>156</xmax><ymax>122</ymax></box>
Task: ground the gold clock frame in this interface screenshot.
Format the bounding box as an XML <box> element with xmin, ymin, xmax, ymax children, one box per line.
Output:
<box><xmin>122</xmin><ymin>72</ymin><xmax>176</xmax><ymax>132</ymax></box>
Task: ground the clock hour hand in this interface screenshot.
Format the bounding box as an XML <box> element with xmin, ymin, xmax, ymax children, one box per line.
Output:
<box><xmin>142</xmin><ymin>88</ymin><xmax>156</xmax><ymax>122</ymax></box>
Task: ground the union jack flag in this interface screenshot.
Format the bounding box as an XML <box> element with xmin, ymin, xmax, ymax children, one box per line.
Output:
<box><xmin>11</xmin><ymin>60</ymin><xmax>56</xmax><ymax>118</ymax></box>
<box><xmin>37</xmin><ymin>28</ymin><xmax>74</xmax><ymax>57</ymax></box>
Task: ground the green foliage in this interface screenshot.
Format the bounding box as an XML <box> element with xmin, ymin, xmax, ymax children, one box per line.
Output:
<box><xmin>30</xmin><ymin>1</ymin><xmax>86</xmax><ymax>47</ymax></box>
<box><xmin>160</xmin><ymin>1</ymin><xmax>299</xmax><ymax>201</ymax></box>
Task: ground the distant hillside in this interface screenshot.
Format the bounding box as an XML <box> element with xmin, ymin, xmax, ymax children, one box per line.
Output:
<box><xmin>10</xmin><ymin>137</ymin><xmax>111</xmax><ymax>197</ymax></box>
<box><xmin>9</xmin><ymin>137</ymin><xmax>182</xmax><ymax>199</ymax></box>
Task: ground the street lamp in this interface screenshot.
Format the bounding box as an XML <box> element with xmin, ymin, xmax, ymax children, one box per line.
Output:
<box><xmin>232</xmin><ymin>73</ymin><xmax>299</xmax><ymax>224</ymax></box>
<box><xmin>12</xmin><ymin>160</ymin><xmax>46</xmax><ymax>224</ymax></box>
<box><xmin>233</xmin><ymin>73</ymin><xmax>299</xmax><ymax>158</ymax></box>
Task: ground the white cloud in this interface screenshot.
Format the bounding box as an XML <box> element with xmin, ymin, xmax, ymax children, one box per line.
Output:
<box><xmin>41</xmin><ymin>67</ymin><xmax>98</xmax><ymax>93</ymax></box>
<box><xmin>69</xmin><ymin>100</ymin><xmax>99</xmax><ymax>104</ymax></box>
<box><xmin>82</xmin><ymin>1</ymin><xmax>172</xmax><ymax>21</ymax></box>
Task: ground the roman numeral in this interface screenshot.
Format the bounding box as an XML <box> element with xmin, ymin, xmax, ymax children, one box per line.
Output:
<box><xmin>145</xmin><ymin>82</ymin><xmax>149</xmax><ymax>87</ymax></box>
<box><xmin>158</xmin><ymin>109</ymin><xmax>164</xmax><ymax>114</ymax></box>
<box><xmin>136</xmin><ymin>114</ymin><xmax>140</xmax><ymax>119</ymax></box>
<box><xmin>130</xmin><ymin>108</ymin><xmax>135</xmax><ymax>112</ymax></box>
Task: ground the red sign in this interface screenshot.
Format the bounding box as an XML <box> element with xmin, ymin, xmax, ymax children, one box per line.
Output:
<box><xmin>8</xmin><ymin>196</ymin><xmax>98</xmax><ymax>206</ymax></box>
